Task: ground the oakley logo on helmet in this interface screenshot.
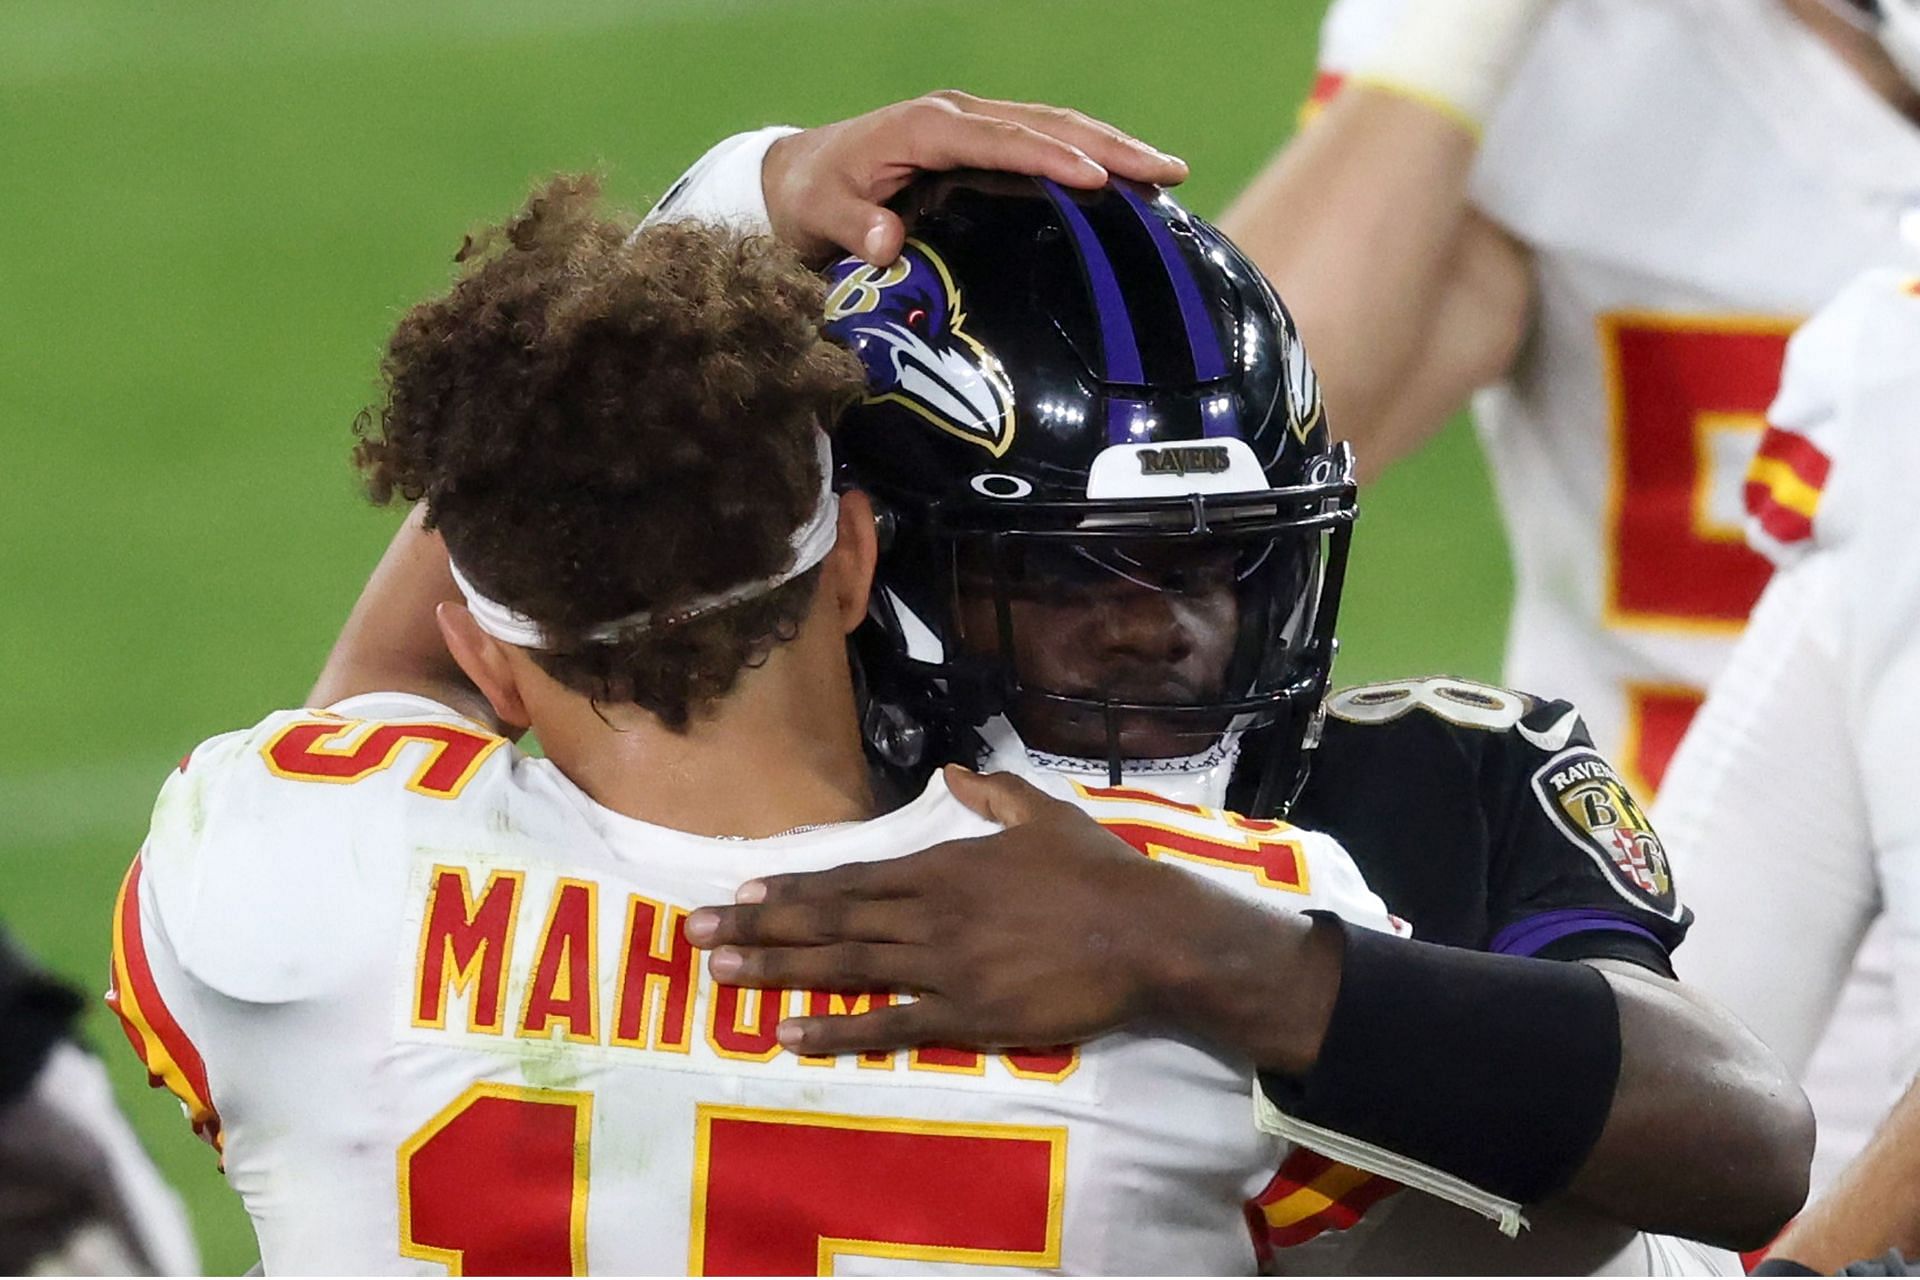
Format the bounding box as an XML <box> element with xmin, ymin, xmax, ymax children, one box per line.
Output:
<box><xmin>824</xmin><ymin>240</ymin><xmax>1017</xmax><ymax>457</ymax></box>
<box><xmin>1137</xmin><ymin>445</ymin><xmax>1231</xmax><ymax>477</ymax></box>
<box><xmin>968</xmin><ymin>473</ymin><xmax>1035</xmax><ymax>500</ymax></box>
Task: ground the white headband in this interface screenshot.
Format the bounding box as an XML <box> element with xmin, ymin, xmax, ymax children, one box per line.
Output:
<box><xmin>449</xmin><ymin>431</ymin><xmax>839</xmax><ymax>649</ymax></box>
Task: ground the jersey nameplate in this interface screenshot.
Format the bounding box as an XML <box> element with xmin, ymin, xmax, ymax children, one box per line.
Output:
<box><xmin>402</xmin><ymin>863</ymin><xmax>1080</xmax><ymax>1085</ymax></box>
<box><xmin>1531</xmin><ymin>749</ymin><xmax>1681</xmax><ymax>920</ymax></box>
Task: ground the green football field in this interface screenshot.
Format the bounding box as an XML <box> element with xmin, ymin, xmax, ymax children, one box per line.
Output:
<box><xmin>1</xmin><ymin>1</ymin><xmax>1509</xmax><ymax>1270</ymax></box>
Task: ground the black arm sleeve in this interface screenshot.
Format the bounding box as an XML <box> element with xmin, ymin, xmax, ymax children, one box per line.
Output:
<box><xmin>1260</xmin><ymin>914</ymin><xmax>1623</xmax><ymax>1205</ymax></box>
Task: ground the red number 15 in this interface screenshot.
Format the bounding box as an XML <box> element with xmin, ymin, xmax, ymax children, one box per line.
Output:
<box><xmin>398</xmin><ymin>1089</ymin><xmax>1066</xmax><ymax>1275</ymax></box>
<box><xmin>1599</xmin><ymin>312</ymin><xmax>1796</xmax><ymax>791</ymax></box>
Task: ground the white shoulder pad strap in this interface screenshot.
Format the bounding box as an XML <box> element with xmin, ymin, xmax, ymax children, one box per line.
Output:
<box><xmin>146</xmin><ymin>701</ymin><xmax>507</xmax><ymax>1003</ymax></box>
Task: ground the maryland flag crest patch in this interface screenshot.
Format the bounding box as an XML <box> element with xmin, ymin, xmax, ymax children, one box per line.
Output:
<box><xmin>1532</xmin><ymin>748</ymin><xmax>1682</xmax><ymax>920</ymax></box>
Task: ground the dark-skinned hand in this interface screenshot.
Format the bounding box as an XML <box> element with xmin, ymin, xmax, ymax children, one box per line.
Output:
<box><xmin>685</xmin><ymin>765</ymin><xmax>1339</xmax><ymax>1073</ymax></box>
<box><xmin>761</xmin><ymin>90</ymin><xmax>1189</xmax><ymax>266</ymax></box>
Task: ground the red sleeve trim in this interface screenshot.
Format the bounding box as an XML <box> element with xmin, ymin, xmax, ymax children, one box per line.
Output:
<box><xmin>1743</xmin><ymin>424</ymin><xmax>1831</xmax><ymax>547</ymax></box>
<box><xmin>1245</xmin><ymin>1147</ymin><xmax>1401</xmax><ymax>1258</ymax></box>
<box><xmin>1298</xmin><ymin>71</ymin><xmax>1348</xmax><ymax>126</ymax></box>
<box><xmin>1752</xmin><ymin>425</ymin><xmax>1832</xmax><ymax>492</ymax></box>
<box><xmin>1744</xmin><ymin>486</ymin><xmax>1815</xmax><ymax>545</ymax></box>
<box><xmin>107</xmin><ymin>854</ymin><xmax>223</xmax><ymax>1149</ymax></box>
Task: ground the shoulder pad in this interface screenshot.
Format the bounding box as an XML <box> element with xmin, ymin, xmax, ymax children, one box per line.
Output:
<box><xmin>1326</xmin><ymin>677</ymin><xmax>1570</xmax><ymax>742</ymax></box>
<box><xmin>1065</xmin><ymin>781</ymin><xmax>1396</xmax><ymax>930</ymax></box>
<box><xmin>1526</xmin><ymin>745</ymin><xmax>1683</xmax><ymax>922</ymax></box>
<box><xmin>1747</xmin><ymin>270</ymin><xmax>1920</xmax><ymax>568</ymax></box>
<box><xmin>1313</xmin><ymin>680</ymin><xmax>1683</xmax><ymax>948</ymax></box>
<box><xmin>144</xmin><ymin>702</ymin><xmax>511</xmax><ymax>1003</ymax></box>
<box><xmin>1320</xmin><ymin>677</ymin><xmax>1595</xmax><ymax>777</ymax></box>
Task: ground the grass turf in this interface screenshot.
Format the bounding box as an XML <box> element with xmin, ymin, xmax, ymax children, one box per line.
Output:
<box><xmin>0</xmin><ymin>1</ymin><xmax>1509</xmax><ymax>1269</ymax></box>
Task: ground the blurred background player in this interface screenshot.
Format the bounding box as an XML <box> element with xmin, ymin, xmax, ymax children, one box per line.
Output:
<box><xmin>655</xmin><ymin>105</ymin><xmax>1810</xmax><ymax>1272</ymax></box>
<box><xmin>0</xmin><ymin>924</ymin><xmax>196</xmax><ymax>1274</ymax></box>
<box><xmin>1660</xmin><ymin>269</ymin><xmax>1920</xmax><ymax>1272</ymax></box>
<box><xmin>1218</xmin><ymin>0</ymin><xmax>1920</xmax><ymax>1187</ymax></box>
<box><xmin>111</xmin><ymin>177</ymin><xmax>1441</xmax><ymax>1273</ymax></box>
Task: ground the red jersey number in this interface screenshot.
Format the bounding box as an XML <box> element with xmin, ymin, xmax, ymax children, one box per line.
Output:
<box><xmin>397</xmin><ymin>1092</ymin><xmax>1064</xmax><ymax>1276</ymax></box>
<box><xmin>1599</xmin><ymin>313</ymin><xmax>1796</xmax><ymax>791</ymax></box>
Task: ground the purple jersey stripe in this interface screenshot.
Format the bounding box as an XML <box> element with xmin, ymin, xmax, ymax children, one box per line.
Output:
<box><xmin>1489</xmin><ymin>908</ymin><xmax>1664</xmax><ymax>958</ymax></box>
<box><xmin>1117</xmin><ymin>184</ymin><xmax>1230</xmax><ymax>384</ymax></box>
<box><xmin>1041</xmin><ymin>180</ymin><xmax>1145</xmax><ymax>431</ymax></box>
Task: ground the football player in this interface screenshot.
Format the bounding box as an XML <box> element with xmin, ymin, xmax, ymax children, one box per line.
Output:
<box><xmin>1221</xmin><ymin>0</ymin><xmax>1920</xmax><ymax>1179</ymax></box>
<box><xmin>106</xmin><ymin>172</ymin><xmax>1501</xmax><ymax>1273</ymax></box>
<box><xmin>1226</xmin><ymin>0</ymin><xmax>1920</xmax><ymax>790</ymax></box>
<box><xmin>1658</xmin><ymin>270</ymin><xmax>1920</xmax><ymax>1272</ymax></box>
<box><xmin>0</xmin><ymin>924</ymin><xmax>197</xmax><ymax>1275</ymax></box>
<box><xmin>652</xmin><ymin>108</ymin><xmax>1809</xmax><ymax>1271</ymax></box>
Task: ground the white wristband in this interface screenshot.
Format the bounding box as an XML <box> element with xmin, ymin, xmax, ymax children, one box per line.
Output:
<box><xmin>1351</xmin><ymin>0</ymin><xmax>1554</xmax><ymax>135</ymax></box>
<box><xmin>641</xmin><ymin>125</ymin><xmax>802</xmax><ymax>234</ymax></box>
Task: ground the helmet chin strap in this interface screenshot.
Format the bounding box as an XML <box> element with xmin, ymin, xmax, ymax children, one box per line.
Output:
<box><xmin>973</xmin><ymin>716</ymin><xmax>1245</xmax><ymax>810</ymax></box>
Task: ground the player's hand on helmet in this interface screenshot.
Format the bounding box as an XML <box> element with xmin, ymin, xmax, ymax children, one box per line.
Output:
<box><xmin>763</xmin><ymin>91</ymin><xmax>1188</xmax><ymax>266</ymax></box>
<box><xmin>685</xmin><ymin>765</ymin><xmax>1229</xmax><ymax>1056</ymax></box>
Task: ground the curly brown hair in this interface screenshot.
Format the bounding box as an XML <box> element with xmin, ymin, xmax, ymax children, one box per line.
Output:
<box><xmin>354</xmin><ymin>174</ymin><xmax>868</xmax><ymax>729</ymax></box>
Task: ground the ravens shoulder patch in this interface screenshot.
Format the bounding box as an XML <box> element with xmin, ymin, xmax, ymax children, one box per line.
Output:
<box><xmin>1531</xmin><ymin>748</ymin><xmax>1683</xmax><ymax>921</ymax></box>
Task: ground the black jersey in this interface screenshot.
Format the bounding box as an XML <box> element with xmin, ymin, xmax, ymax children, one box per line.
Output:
<box><xmin>0</xmin><ymin>925</ymin><xmax>84</xmax><ymax>1106</ymax></box>
<box><xmin>1281</xmin><ymin>678</ymin><xmax>1690</xmax><ymax>976</ymax></box>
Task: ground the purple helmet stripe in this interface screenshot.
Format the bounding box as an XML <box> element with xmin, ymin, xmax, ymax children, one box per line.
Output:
<box><xmin>1117</xmin><ymin>184</ymin><xmax>1230</xmax><ymax>383</ymax></box>
<box><xmin>1107</xmin><ymin>398</ymin><xmax>1157</xmax><ymax>443</ymax></box>
<box><xmin>1118</xmin><ymin>185</ymin><xmax>1241</xmax><ymax>439</ymax></box>
<box><xmin>1199</xmin><ymin>392</ymin><xmax>1242</xmax><ymax>440</ymax></box>
<box><xmin>1040</xmin><ymin>180</ymin><xmax>1144</xmax><ymax>414</ymax></box>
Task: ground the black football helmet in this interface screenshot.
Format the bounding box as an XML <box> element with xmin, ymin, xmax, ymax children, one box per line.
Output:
<box><xmin>826</xmin><ymin>174</ymin><xmax>1356</xmax><ymax>815</ymax></box>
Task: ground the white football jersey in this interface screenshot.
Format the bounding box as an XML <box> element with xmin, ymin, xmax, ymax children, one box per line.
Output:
<box><xmin>1659</xmin><ymin>271</ymin><xmax>1920</xmax><ymax>1185</ymax></box>
<box><xmin>1316</xmin><ymin>0</ymin><xmax>1920</xmax><ymax>793</ymax></box>
<box><xmin>109</xmin><ymin>692</ymin><xmax>1402</xmax><ymax>1275</ymax></box>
